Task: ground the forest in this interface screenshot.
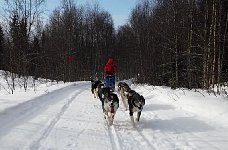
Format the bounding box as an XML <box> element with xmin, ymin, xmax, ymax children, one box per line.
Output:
<box><xmin>0</xmin><ymin>0</ymin><xmax>227</xmax><ymax>93</ymax></box>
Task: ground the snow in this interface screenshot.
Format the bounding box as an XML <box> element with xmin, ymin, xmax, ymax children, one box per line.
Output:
<box><xmin>0</xmin><ymin>74</ymin><xmax>228</xmax><ymax>150</ymax></box>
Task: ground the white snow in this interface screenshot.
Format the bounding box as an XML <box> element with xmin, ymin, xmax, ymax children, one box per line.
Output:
<box><xmin>0</xmin><ymin>74</ymin><xmax>228</xmax><ymax>150</ymax></box>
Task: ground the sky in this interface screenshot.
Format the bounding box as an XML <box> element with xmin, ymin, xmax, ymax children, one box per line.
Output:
<box><xmin>45</xmin><ymin>0</ymin><xmax>139</xmax><ymax>29</ymax></box>
<box><xmin>0</xmin><ymin>0</ymin><xmax>138</xmax><ymax>29</ymax></box>
<box><xmin>0</xmin><ymin>70</ymin><xmax>228</xmax><ymax>149</ymax></box>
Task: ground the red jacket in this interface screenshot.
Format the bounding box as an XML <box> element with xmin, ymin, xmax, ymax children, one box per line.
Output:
<box><xmin>104</xmin><ymin>58</ymin><xmax>117</xmax><ymax>76</ymax></box>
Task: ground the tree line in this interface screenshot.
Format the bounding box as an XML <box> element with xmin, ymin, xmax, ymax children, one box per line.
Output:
<box><xmin>0</xmin><ymin>0</ymin><xmax>227</xmax><ymax>93</ymax></box>
<box><xmin>115</xmin><ymin>0</ymin><xmax>228</xmax><ymax>92</ymax></box>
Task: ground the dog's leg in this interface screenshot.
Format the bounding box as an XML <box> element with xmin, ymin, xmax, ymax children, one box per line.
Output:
<box><xmin>124</xmin><ymin>98</ymin><xmax>128</xmax><ymax>111</ymax></box>
<box><xmin>93</xmin><ymin>91</ymin><xmax>96</xmax><ymax>98</ymax></box>
<box><xmin>110</xmin><ymin>112</ymin><xmax>116</xmax><ymax>126</ymax></box>
<box><xmin>129</xmin><ymin>110</ymin><xmax>135</xmax><ymax>127</ymax></box>
<box><xmin>98</xmin><ymin>91</ymin><xmax>102</xmax><ymax>100</ymax></box>
<box><xmin>106</xmin><ymin>112</ymin><xmax>112</xmax><ymax>126</ymax></box>
<box><xmin>102</xmin><ymin>100</ymin><xmax>105</xmax><ymax>113</ymax></box>
<box><xmin>121</xmin><ymin>94</ymin><xmax>128</xmax><ymax>111</ymax></box>
<box><xmin>130</xmin><ymin>116</ymin><xmax>135</xmax><ymax>127</ymax></box>
<box><xmin>94</xmin><ymin>88</ymin><xmax>98</xmax><ymax>98</ymax></box>
<box><xmin>91</xmin><ymin>84</ymin><xmax>94</xmax><ymax>94</ymax></box>
<box><xmin>109</xmin><ymin>113</ymin><xmax>113</xmax><ymax>126</ymax></box>
<box><xmin>104</xmin><ymin>111</ymin><xmax>108</xmax><ymax>119</ymax></box>
<box><xmin>136</xmin><ymin>111</ymin><xmax>141</xmax><ymax>122</ymax></box>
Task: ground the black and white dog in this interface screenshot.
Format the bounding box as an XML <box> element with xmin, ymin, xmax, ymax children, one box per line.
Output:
<box><xmin>128</xmin><ymin>90</ymin><xmax>145</xmax><ymax>127</ymax></box>
<box><xmin>117</xmin><ymin>82</ymin><xmax>131</xmax><ymax>110</ymax></box>
<box><xmin>101</xmin><ymin>87</ymin><xmax>119</xmax><ymax>126</ymax></box>
<box><xmin>91</xmin><ymin>79</ymin><xmax>104</xmax><ymax>99</ymax></box>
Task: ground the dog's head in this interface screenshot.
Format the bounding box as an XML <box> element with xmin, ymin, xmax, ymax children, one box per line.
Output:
<box><xmin>117</xmin><ymin>82</ymin><xmax>124</xmax><ymax>88</ymax></box>
<box><xmin>129</xmin><ymin>90</ymin><xmax>145</xmax><ymax>108</ymax></box>
<box><xmin>134</xmin><ymin>94</ymin><xmax>145</xmax><ymax>108</ymax></box>
<box><xmin>102</xmin><ymin>87</ymin><xmax>111</xmax><ymax>98</ymax></box>
<box><xmin>122</xmin><ymin>86</ymin><xmax>131</xmax><ymax>96</ymax></box>
<box><xmin>102</xmin><ymin>87</ymin><xmax>118</xmax><ymax>101</ymax></box>
<box><xmin>92</xmin><ymin>80</ymin><xmax>102</xmax><ymax>89</ymax></box>
<box><xmin>117</xmin><ymin>82</ymin><xmax>130</xmax><ymax>93</ymax></box>
<box><xmin>137</xmin><ymin>95</ymin><xmax>145</xmax><ymax>106</ymax></box>
<box><xmin>117</xmin><ymin>82</ymin><xmax>124</xmax><ymax>91</ymax></box>
<box><xmin>110</xmin><ymin>93</ymin><xmax>119</xmax><ymax>103</ymax></box>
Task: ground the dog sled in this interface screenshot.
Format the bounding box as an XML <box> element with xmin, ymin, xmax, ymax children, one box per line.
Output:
<box><xmin>104</xmin><ymin>75</ymin><xmax>115</xmax><ymax>91</ymax></box>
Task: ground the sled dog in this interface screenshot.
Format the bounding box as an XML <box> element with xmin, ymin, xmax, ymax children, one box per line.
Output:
<box><xmin>101</xmin><ymin>87</ymin><xmax>119</xmax><ymax>126</ymax></box>
<box><xmin>91</xmin><ymin>79</ymin><xmax>103</xmax><ymax>98</ymax></box>
<box><xmin>128</xmin><ymin>90</ymin><xmax>145</xmax><ymax>127</ymax></box>
<box><xmin>117</xmin><ymin>82</ymin><xmax>131</xmax><ymax>110</ymax></box>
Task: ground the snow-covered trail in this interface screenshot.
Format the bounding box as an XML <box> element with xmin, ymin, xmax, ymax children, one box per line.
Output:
<box><xmin>0</xmin><ymin>82</ymin><xmax>228</xmax><ymax>150</ymax></box>
<box><xmin>0</xmin><ymin>82</ymin><xmax>87</xmax><ymax>149</ymax></box>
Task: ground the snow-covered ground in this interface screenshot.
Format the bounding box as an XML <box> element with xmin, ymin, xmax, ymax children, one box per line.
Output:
<box><xmin>0</xmin><ymin>74</ymin><xmax>228</xmax><ymax>150</ymax></box>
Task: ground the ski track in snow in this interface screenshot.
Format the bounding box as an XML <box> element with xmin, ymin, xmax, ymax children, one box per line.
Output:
<box><xmin>105</xmin><ymin>121</ymin><xmax>121</xmax><ymax>150</ymax></box>
<box><xmin>30</xmin><ymin>86</ymin><xmax>86</xmax><ymax>150</ymax></box>
<box><xmin>0</xmin><ymin>83</ymin><xmax>84</xmax><ymax>136</ymax></box>
<box><xmin>0</xmin><ymin>83</ymin><xmax>87</xmax><ymax>149</ymax></box>
<box><xmin>37</xmin><ymin>83</ymin><xmax>116</xmax><ymax>150</ymax></box>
